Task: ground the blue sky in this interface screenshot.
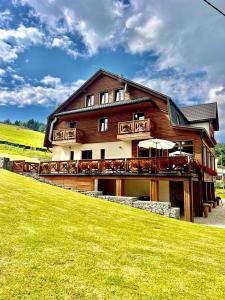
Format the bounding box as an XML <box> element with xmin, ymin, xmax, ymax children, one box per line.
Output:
<box><xmin>0</xmin><ymin>0</ymin><xmax>225</xmax><ymax>140</ymax></box>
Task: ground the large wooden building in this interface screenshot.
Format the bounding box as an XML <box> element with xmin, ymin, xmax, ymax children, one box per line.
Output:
<box><xmin>41</xmin><ymin>69</ymin><xmax>219</xmax><ymax>221</ymax></box>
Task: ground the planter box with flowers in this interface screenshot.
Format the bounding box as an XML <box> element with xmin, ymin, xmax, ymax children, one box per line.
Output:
<box><xmin>89</xmin><ymin>161</ymin><xmax>99</xmax><ymax>173</ymax></box>
<box><xmin>113</xmin><ymin>160</ymin><xmax>125</xmax><ymax>173</ymax></box>
<box><xmin>79</xmin><ymin>162</ymin><xmax>90</xmax><ymax>174</ymax></box>
<box><xmin>103</xmin><ymin>161</ymin><xmax>113</xmax><ymax>173</ymax></box>
<box><xmin>141</xmin><ymin>161</ymin><xmax>152</xmax><ymax>173</ymax></box>
<box><xmin>203</xmin><ymin>166</ymin><xmax>217</xmax><ymax>176</ymax></box>
<box><xmin>129</xmin><ymin>160</ymin><xmax>139</xmax><ymax>173</ymax></box>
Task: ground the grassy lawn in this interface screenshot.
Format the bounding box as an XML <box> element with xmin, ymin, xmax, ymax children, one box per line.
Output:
<box><xmin>1</xmin><ymin>169</ymin><xmax>225</xmax><ymax>299</ymax></box>
<box><xmin>0</xmin><ymin>123</ymin><xmax>45</xmax><ymax>148</ymax></box>
<box><xmin>0</xmin><ymin>145</ymin><xmax>51</xmax><ymax>161</ymax></box>
<box><xmin>216</xmin><ymin>187</ymin><xmax>225</xmax><ymax>199</ymax></box>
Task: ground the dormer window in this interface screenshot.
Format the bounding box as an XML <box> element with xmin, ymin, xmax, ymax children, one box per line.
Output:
<box><xmin>100</xmin><ymin>91</ymin><xmax>109</xmax><ymax>104</ymax></box>
<box><xmin>115</xmin><ymin>89</ymin><xmax>124</xmax><ymax>102</ymax></box>
<box><xmin>86</xmin><ymin>95</ymin><xmax>94</xmax><ymax>107</ymax></box>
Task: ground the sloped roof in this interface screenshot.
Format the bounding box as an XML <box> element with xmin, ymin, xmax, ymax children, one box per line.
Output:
<box><xmin>180</xmin><ymin>102</ymin><xmax>217</xmax><ymax>122</ymax></box>
<box><xmin>51</xmin><ymin>68</ymin><xmax>170</xmax><ymax>117</ymax></box>
<box><xmin>55</xmin><ymin>97</ymin><xmax>152</xmax><ymax>116</ymax></box>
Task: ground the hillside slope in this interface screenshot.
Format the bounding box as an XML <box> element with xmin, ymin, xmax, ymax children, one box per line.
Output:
<box><xmin>0</xmin><ymin>123</ymin><xmax>45</xmax><ymax>148</ymax></box>
<box><xmin>0</xmin><ymin>123</ymin><xmax>51</xmax><ymax>161</ymax></box>
<box><xmin>1</xmin><ymin>169</ymin><xmax>225</xmax><ymax>299</ymax></box>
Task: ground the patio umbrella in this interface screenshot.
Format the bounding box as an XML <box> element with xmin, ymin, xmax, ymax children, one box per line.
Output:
<box><xmin>169</xmin><ymin>150</ymin><xmax>192</xmax><ymax>157</ymax></box>
<box><xmin>138</xmin><ymin>139</ymin><xmax>175</xmax><ymax>157</ymax></box>
<box><xmin>138</xmin><ymin>139</ymin><xmax>175</xmax><ymax>150</ymax></box>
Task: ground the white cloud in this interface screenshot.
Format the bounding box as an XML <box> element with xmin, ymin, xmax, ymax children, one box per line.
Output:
<box><xmin>0</xmin><ymin>68</ymin><xmax>6</xmax><ymax>76</ymax></box>
<box><xmin>51</xmin><ymin>36</ymin><xmax>80</xmax><ymax>58</ymax></box>
<box><xmin>207</xmin><ymin>86</ymin><xmax>225</xmax><ymax>142</ymax></box>
<box><xmin>0</xmin><ymin>77</ymin><xmax>85</xmax><ymax>107</ymax></box>
<box><xmin>0</xmin><ymin>10</ymin><xmax>13</xmax><ymax>26</ymax></box>
<box><xmin>40</xmin><ymin>75</ymin><xmax>61</xmax><ymax>87</ymax></box>
<box><xmin>0</xmin><ymin>25</ymin><xmax>44</xmax><ymax>62</ymax></box>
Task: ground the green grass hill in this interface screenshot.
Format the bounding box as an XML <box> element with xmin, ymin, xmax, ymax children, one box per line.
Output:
<box><xmin>0</xmin><ymin>123</ymin><xmax>51</xmax><ymax>161</ymax></box>
<box><xmin>1</xmin><ymin>169</ymin><xmax>225</xmax><ymax>299</ymax></box>
<box><xmin>0</xmin><ymin>123</ymin><xmax>45</xmax><ymax>148</ymax></box>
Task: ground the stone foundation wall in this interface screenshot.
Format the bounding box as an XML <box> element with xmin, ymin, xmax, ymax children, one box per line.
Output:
<box><xmin>97</xmin><ymin>195</ymin><xmax>137</xmax><ymax>206</ymax></box>
<box><xmin>96</xmin><ymin>195</ymin><xmax>180</xmax><ymax>219</ymax></box>
<box><xmin>132</xmin><ymin>201</ymin><xmax>180</xmax><ymax>219</ymax></box>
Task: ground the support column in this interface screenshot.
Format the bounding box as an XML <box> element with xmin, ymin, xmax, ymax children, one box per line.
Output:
<box><xmin>151</xmin><ymin>180</ymin><xmax>159</xmax><ymax>201</ymax></box>
<box><xmin>184</xmin><ymin>180</ymin><xmax>192</xmax><ymax>222</ymax></box>
<box><xmin>116</xmin><ymin>179</ymin><xmax>124</xmax><ymax>196</ymax></box>
<box><xmin>94</xmin><ymin>178</ymin><xmax>98</xmax><ymax>191</ymax></box>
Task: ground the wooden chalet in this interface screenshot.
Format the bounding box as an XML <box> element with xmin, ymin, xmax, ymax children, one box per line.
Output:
<box><xmin>40</xmin><ymin>69</ymin><xmax>219</xmax><ymax>222</ymax></box>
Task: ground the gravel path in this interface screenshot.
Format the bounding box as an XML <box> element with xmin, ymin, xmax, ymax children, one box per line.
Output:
<box><xmin>195</xmin><ymin>200</ymin><xmax>225</xmax><ymax>229</ymax></box>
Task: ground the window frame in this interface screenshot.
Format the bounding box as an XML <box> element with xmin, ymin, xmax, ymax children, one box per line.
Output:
<box><xmin>86</xmin><ymin>94</ymin><xmax>94</xmax><ymax>107</ymax></box>
<box><xmin>133</xmin><ymin>112</ymin><xmax>145</xmax><ymax>120</ymax></box>
<box><xmin>68</xmin><ymin>121</ymin><xmax>76</xmax><ymax>128</ymax></box>
<box><xmin>114</xmin><ymin>89</ymin><xmax>125</xmax><ymax>102</ymax></box>
<box><xmin>81</xmin><ymin>150</ymin><xmax>92</xmax><ymax>160</ymax></box>
<box><xmin>99</xmin><ymin>117</ymin><xmax>108</xmax><ymax>132</ymax></box>
<box><xmin>99</xmin><ymin>91</ymin><xmax>109</xmax><ymax>105</ymax></box>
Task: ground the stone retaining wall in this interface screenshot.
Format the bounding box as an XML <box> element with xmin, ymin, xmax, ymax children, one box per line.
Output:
<box><xmin>132</xmin><ymin>201</ymin><xmax>180</xmax><ymax>219</ymax></box>
<box><xmin>97</xmin><ymin>195</ymin><xmax>180</xmax><ymax>219</ymax></box>
<box><xmin>97</xmin><ymin>195</ymin><xmax>137</xmax><ymax>206</ymax></box>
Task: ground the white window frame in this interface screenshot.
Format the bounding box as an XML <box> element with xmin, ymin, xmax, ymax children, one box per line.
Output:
<box><xmin>100</xmin><ymin>91</ymin><xmax>109</xmax><ymax>104</ymax></box>
<box><xmin>86</xmin><ymin>95</ymin><xmax>94</xmax><ymax>107</ymax></box>
<box><xmin>115</xmin><ymin>89</ymin><xmax>125</xmax><ymax>102</ymax></box>
<box><xmin>99</xmin><ymin>118</ymin><xmax>108</xmax><ymax>132</ymax></box>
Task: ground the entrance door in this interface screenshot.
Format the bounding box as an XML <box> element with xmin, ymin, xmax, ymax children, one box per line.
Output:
<box><xmin>170</xmin><ymin>181</ymin><xmax>184</xmax><ymax>213</ymax></box>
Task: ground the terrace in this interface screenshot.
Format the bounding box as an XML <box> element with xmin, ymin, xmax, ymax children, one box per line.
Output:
<box><xmin>36</xmin><ymin>156</ymin><xmax>198</xmax><ymax>176</ymax></box>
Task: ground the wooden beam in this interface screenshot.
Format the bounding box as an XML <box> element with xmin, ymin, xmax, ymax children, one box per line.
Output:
<box><xmin>116</xmin><ymin>179</ymin><xmax>123</xmax><ymax>196</ymax></box>
<box><xmin>151</xmin><ymin>180</ymin><xmax>159</xmax><ymax>201</ymax></box>
<box><xmin>184</xmin><ymin>180</ymin><xmax>192</xmax><ymax>222</ymax></box>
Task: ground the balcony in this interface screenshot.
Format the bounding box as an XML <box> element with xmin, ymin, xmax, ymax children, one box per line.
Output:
<box><xmin>39</xmin><ymin>156</ymin><xmax>198</xmax><ymax>176</ymax></box>
<box><xmin>52</xmin><ymin>128</ymin><xmax>83</xmax><ymax>145</ymax></box>
<box><xmin>117</xmin><ymin>119</ymin><xmax>152</xmax><ymax>140</ymax></box>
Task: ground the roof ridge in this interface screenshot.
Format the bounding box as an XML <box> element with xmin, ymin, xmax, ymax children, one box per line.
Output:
<box><xmin>180</xmin><ymin>102</ymin><xmax>217</xmax><ymax>109</ymax></box>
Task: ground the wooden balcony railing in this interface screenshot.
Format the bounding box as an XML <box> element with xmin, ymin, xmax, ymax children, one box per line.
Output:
<box><xmin>12</xmin><ymin>160</ymin><xmax>39</xmax><ymax>173</ymax></box>
<box><xmin>118</xmin><ymin>119</ymin><xmax>150</xmax><ymax>135</ymax></box>
<box><xmin>52</xmin><ymin>128</ymin><xmax>83</xmax><ymax>143</ymax></box>
<box><xmin>39</xmin><ymin>156</ymin><xmax>198</xmax><ymax>175</ymax></box>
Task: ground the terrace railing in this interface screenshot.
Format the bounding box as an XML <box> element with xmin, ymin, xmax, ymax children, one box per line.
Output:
<box><xmin>39</xmin><ymin>156</ymin><xmax>197</xmax><ymax>175</ymax></box>
<box><xmin>12</xmin><ymin>160</ymin><xmax>39</xmax><ymax>173</ymax></box>
<box><xmin>118</xmin><ymin>119</ymin><xmax>150</xmax><ymax>135</ymax></box>
<box><xmin>52</xmin><ymin>128</ymin><xmax>84</xmax><ymax>143</ymax></box>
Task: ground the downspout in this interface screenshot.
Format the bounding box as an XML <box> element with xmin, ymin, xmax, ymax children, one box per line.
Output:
<box><xmin>48</xmin><ymin>117</ymin><xmax>58</xmax><ymax>143</ymax></box>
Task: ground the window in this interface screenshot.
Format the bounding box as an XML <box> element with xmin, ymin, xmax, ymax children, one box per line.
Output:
<box><xmin>134</xmin><ymin>112</ymin><xmax>145</xmax><ymax>120</ymax></box>
<box><xmin>100</xmin><ymin>149</ymin><xmax>105</xmax><ymax>159</ymax></box>
<box><xmin>69</xmin><ymin>121</ymin><xmax>76</xmax><ymax>128</ymax></box>
<box><xmin>115</xmin><ymin>89</ymin><xmax>124</xmax><ymax>101</ymax></box>
<box><xmin>100</xmin><ymin>91</ymin><xmax>109</xmax><ymax>104</ymax></box>
<box><xmin>99</xmin><ymin>118</ymin><xmax>108</xmax><ymax>132</ymax></box>
<box><xmin>70</xmin><ymin>151</ymin><xmax>74</xmax><ymax>160</ymax></box>
<box><xmin>81</xmin><ymin>150</ymin><xmax>92</xmax><ymax>160</ymax></box>
<box><xmin>169</xmin><ymin>140</ymin><xmax>194</xmax><ymax>155</ymax></box>
<box><xmin>86</xmin><ymin>95</ymin><xmax>94</xmax><ymax>107</ymax></box>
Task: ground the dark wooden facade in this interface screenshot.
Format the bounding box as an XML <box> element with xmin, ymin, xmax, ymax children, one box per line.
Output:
<box><xmin>40</xmin><ymin>69</ymin><xmax>219</xmax><ymax>222</ymax></box>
